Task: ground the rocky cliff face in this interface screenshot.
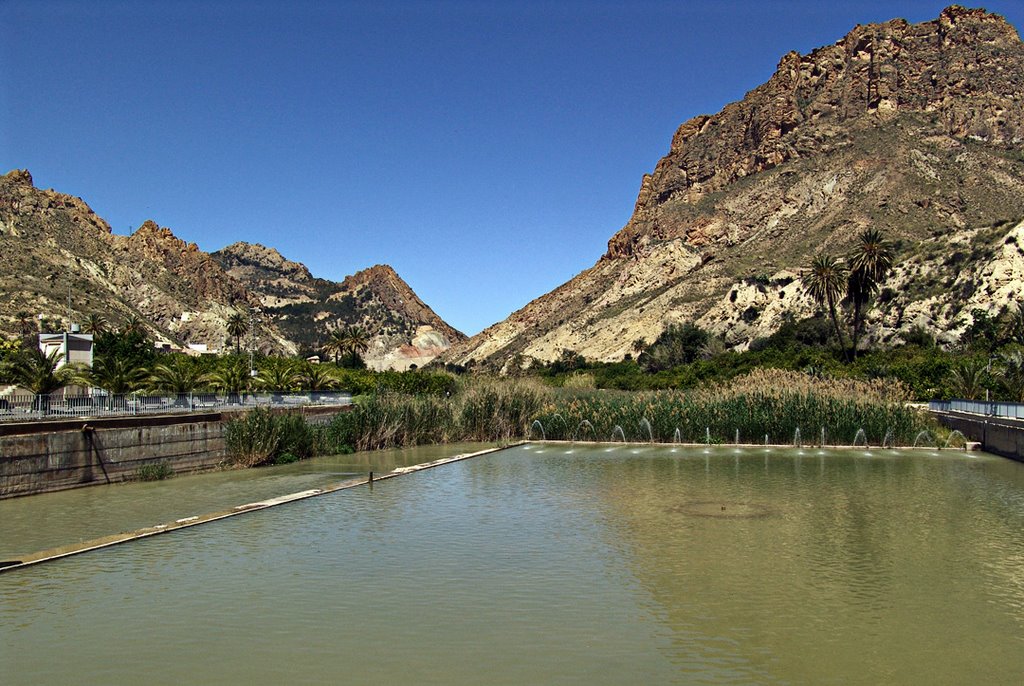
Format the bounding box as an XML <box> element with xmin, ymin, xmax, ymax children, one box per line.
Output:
<box><xmin>440</xmin><ymin>6</ymin><xmax>1024</xmax><ymax>371</ymax></box>
<box><xmin>0</xmin><ymin>170</ymin><xmax>267</xmax><ymax>351</ymax></box>
<box><xmin>0</xmin><ymin>172</ymin><xmax>461</xmax><ymax>368</ymax></box>
<box><xmin>609</xmin><ymin>4</ymin><xmax>1024</xmax><ymax>259</ymax></box>
<box><xmin>213</xmin><ymin>243</ymin><xmax>465</xmax><ymax>370</ymax></box>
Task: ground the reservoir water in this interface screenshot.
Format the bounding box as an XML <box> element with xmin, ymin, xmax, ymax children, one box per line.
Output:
<box><xmin>3</xmin><ymin>444</ymin><xmax>1024</xmax><ymax>684</ymax></box>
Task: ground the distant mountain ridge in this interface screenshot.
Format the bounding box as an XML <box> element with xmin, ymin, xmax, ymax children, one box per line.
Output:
<box><xmin>212</xmin><ymin>243</ymin><xmax>464</xmax><ymax>369</ymax></box>
<box><xmin>0</xmin><ymin>170</ymin><xmax>463</xmax><ymax>369</ymax></box>
<box><xmin>439</xmin><ymin>5</ymin><xmax>1024</xmax><ymax>371</ymax></box>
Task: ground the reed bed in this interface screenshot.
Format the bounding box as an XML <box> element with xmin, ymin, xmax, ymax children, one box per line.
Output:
<box><xmin>533</xmin><ymin>369</ymin><xmax>928</xmax><ymax>446</ymax></box>
<box><xmin>232</xmin><ymin>370</ymin><xmax>932</xmax><ymax>466</ymax></box>
<box><xmin>224</xmin><ymin>407</ymin><xmax>324</xmax><ymax>467</ymax></box>
<box><xmin>322</xmin><ymin>378</ymin><xmax>547</xmax><ymax>452</ymax></box>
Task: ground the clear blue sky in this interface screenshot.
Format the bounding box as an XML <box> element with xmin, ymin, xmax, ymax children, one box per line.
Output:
<box><xmin>3</xmin><ymin>1</ymin><xmax>1023</xmax><ymax>336</ymax></box>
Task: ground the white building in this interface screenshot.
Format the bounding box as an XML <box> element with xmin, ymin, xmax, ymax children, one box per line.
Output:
<box><xmin>38</xmin><ymin>331</ymin><xmax>94</xmax><ymax>369</ymax></box>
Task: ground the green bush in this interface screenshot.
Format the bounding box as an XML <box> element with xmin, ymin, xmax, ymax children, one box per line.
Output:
<box><xmin>137</xmin><ymin>461</ymin><xmax>173</xmax><ymax>481</ymax></box>
<box><xmin>277</xmin><ymin>413</ymin><xmax>317</xmax><ymax>460</ymax></box>
<box><xmin>275</xmin><ymin>452</ymin><xmax>300</xmax><ymax>465</ymax></box>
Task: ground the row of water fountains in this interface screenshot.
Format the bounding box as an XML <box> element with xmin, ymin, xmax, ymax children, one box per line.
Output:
<box><xmin>527</xmin><ymin>415</ymin><xmax>969</xmax><ymax>450</ymax></box>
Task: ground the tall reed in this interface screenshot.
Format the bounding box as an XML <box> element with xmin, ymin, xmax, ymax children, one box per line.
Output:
<box><xmin>238</xmin><ymin>370</ymin><xmax>932</xmax><ymax>465</ymax></box>
<box><xmin>224</xmin><ymin>407</ymin><xmax>324</xmax><ymax>467</ymax></box>
<box><xmin>321</xmin><ymin>378</ymin><xmax>547</xmax><ymax>452</ymax></box>
<box><xmin>533</xmin><ymin>370</ymin><xmax>928</xmax><ymax>445</ymax></box>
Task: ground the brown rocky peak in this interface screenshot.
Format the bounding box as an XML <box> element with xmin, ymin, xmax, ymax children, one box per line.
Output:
<box><xmin>343</xmin><ymin>263</ymin><xmax>400</xmax><ymax>288</ymax></box>
<box><xmin>341</xmin><ymin>264</ymin><xmax>465</xmax><ymax>340</ymax></box>
<box><xmin>940</xmin><ymin>4</ymin><xmax>1019</xmax><ymax>36</ymax></box>
<box><xmin>340</xmin><ymin>264</ymin><xmax>410</xmax><ymax>297</ymax></box>
<box><xmin>0</xmin><ymin>168</ymin><xmax>112</xmax><ymax>234</ymax></box>
<box><xmin>2</xmin><ymin>169</ymin><xmax>33</xmax><ymax>186</ymax></box>
<box><xmin>131</xmin><ymin>220</ymin><xmax>199</xmax><ymax>251</ymax></box>
<box><xmin>606</xmin><ymin>5</ymin><xmax>1024</xmax><ymax>259</ymax></box>
<box><xmin>134</xmin><ymin>219</ymin><xmax>169</xmax><ymax>236</ymax></box>
<box><xmin>216</xmin><ymin>241</ymin><xmax>314</xmax><ymax>280</ymax></box>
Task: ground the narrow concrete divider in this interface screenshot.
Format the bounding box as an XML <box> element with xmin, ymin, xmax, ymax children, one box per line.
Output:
<box><xmin>0</xmin><ymin>443</ymin><xmax>520</xmax><ymax>574</ymax></box>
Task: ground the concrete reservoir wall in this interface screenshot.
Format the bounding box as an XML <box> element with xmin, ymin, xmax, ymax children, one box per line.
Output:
<box><xmin>0</xmin><ymin>407</ymin><xmax>344</xmax><ymax>499</ymax></box>
<box><xmin>933</xmin><ymin>411</ymin><xmax>1024</xmax><ymax>462</ymax></box>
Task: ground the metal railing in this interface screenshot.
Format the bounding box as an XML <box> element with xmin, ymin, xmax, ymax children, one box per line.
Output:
<box><xmin>0</xmin><ymin>390</ymin><xmax>352</xmax><ymax>422</ymax></box>
<box><xmin>929</xmin><ymin>399</ymin><xmax>1024</xmax><ymax>420</ymax></box>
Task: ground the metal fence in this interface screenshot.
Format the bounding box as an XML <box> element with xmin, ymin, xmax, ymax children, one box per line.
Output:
<box><xmin>929</xmin><ymin>399</ymin><xmax>1024</xmax><ymax>420</ymax></box>
<box><xmin>0</xmin><ymin>390</ymin><xmax>352</xmax><ymax>422</ymax></box>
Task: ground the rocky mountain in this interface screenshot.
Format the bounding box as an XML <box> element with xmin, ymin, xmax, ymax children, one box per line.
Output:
<box><xmin>0</xmin><ymin>170</ymin><xmax>462</xmax><ymax>368</ymax></box>
<box><xmin>212</xmin><ymin>243</ymin><xmax>465</xmax><ymax>369</ymax></box>
<box><xmin>440</xmin><ymin>5</ymin><xmax>1024</xmax><ymax>372</ymax></box>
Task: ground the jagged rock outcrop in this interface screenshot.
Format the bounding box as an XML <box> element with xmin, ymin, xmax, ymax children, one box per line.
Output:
<box><xmin>440</xmin><ymin>6</ymin><xmax>1024</xmax><ymax>371</ymax></box>
<box><xmin>213</xmin><ymin>244</ymin><xmax>465</xmax><ymax>370</ymax></box>
<box><xmin>0</xmin><ymin>169</ymin><xmax>287</xmax><ymax>352</ymax></box>
<box><xmin>0</xmin><ymin>172</ymin><xmax>461</xmax><ymax>368</ymax></box>
<box><xmin>608</xmin><ymin>4</ymin><xmax>1024</xmax><ymax>260</ymax></box>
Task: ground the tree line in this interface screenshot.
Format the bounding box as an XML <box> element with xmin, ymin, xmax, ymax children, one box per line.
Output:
<box><xmin>0</xmin><ymin>310</ymin><xmax>436</xmax><ymax>398</ymax></box>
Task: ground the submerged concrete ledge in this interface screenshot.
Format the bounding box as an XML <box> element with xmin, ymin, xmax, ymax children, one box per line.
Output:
<box><xmin>0</xmin><ymin>444</ymin><xmax>520</xmax><ymax>574</ymax></box>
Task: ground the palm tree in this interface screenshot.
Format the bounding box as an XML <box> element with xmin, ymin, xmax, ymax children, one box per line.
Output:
<box><xmin>804</xmin><ymin>254</ymin><xmax>849</xmax><ymax>361</ymax></box>
<box><xmin>73</xmin><ymin>356</ymin><xmax>148</xmax><ymax>395</ymax></box>
<box><xmin>847</xmin><ymin>228</ymin><xmax>894</xmax><ymax>357</ymax></box>
<box><xmin>149</xmin><ymin>356</ymin><xmax>203</xmax><ymax>406</ymax></box>
<box><xmin>226</xmin><ymin>311</ymin><xmax>248</xmax><ymax>355</ymax></box>
<box><xmin>202</xmin><ymin>359</ymin><xmax>250</xmax><ymax>404</ymax></box>
<box><xmin>14</xmin><ymin>310</ymin><xmax>35</xmax><ymax>338</ymax></box>
<box><xmin>323</xmin><ymin>328</ymin><xmax>348</xmax><ymax>365</ymax></box>
<box><xmin>255</xmin><ymin>359</ymin><xmax>300</xmax><ymax>393</ymax></box>
<box><xmin>120</xmin><ymin>313</ymin><xmax>145</xmax><ymax>337</ymax></box>
<box><xmin>997</xmin><ymin>350</ymin><xmax>1024</xmax><ymax>402</ymax></box>
<box><xmin>341</xmin><ymin>325</ymin><xmax>370</xmax><ymax>367</ymax></box>
<box><xmin>297</xmin><ymin>361</ymin><xmax>336</xmax><ymax>392</ymax></box>
<box><xmin>8</xmin><ymin>348</ymin><xmax>71</xmax><ymax>411</ymax></box>
<box><xmin>1002</xmin><ymin>302</ymin><xmax>1024</xmax><ymax>346</ymax></box>
<box><xmin>948</xmin><ymin>359</ymin><xmax>988</xmax><ymax>400</ymax></box>
<box><xmin>82</xmin><ymin>313</ymin><xmax>108</xmax><ymax>335</ymax></box>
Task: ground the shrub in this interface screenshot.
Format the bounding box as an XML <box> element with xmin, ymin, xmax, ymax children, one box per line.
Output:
<box><xmin>277</xmin><ymin>412</ymin><xmax>317</xmax><ymax>461</ymax></box>
<box><xmin>561</xmin><ymin>372</ymin><xmax>596</xmax><ymax>390</ymax></box>
<box><xmin>639</xmin><ymin>323</ymin><xmax>710</xmax><ymax>371</ymax></box>
<box><xmin>137</xmin><ymin>461</ymin><xmax>173</xmax><ymax>481</ymax></box>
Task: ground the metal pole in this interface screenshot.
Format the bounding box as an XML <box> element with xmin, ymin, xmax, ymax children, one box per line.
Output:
<box><xmin>986</xmin><ymin>357</ymin><xmax>991</xmax><ymax>403</ymax></box>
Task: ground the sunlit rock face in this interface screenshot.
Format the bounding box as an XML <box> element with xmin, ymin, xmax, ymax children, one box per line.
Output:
<box><xmin>212</xmin><ymin>245</ymin><xmax>465</xmax><ymax>368</ymax></box>
<box><xmin>440</xmin><ymin>6</ymin><xmax>1024</xmax><ymax>370</ymax></box>
<box><xmin>0</xmin><ymin>172</ymin><xmax>463</xmax><ymax>368</ymax></box>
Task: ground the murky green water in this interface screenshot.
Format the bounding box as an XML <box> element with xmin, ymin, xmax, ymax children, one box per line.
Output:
<box><xmin>3</xmin><ymin>444</ymin><xmax>1024</xmax><ymax>684</ymax></box>
<box><xmin>0</xmin><ymin>442</ymin><xmax>491</xmax><ymax>558</ymax></box>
